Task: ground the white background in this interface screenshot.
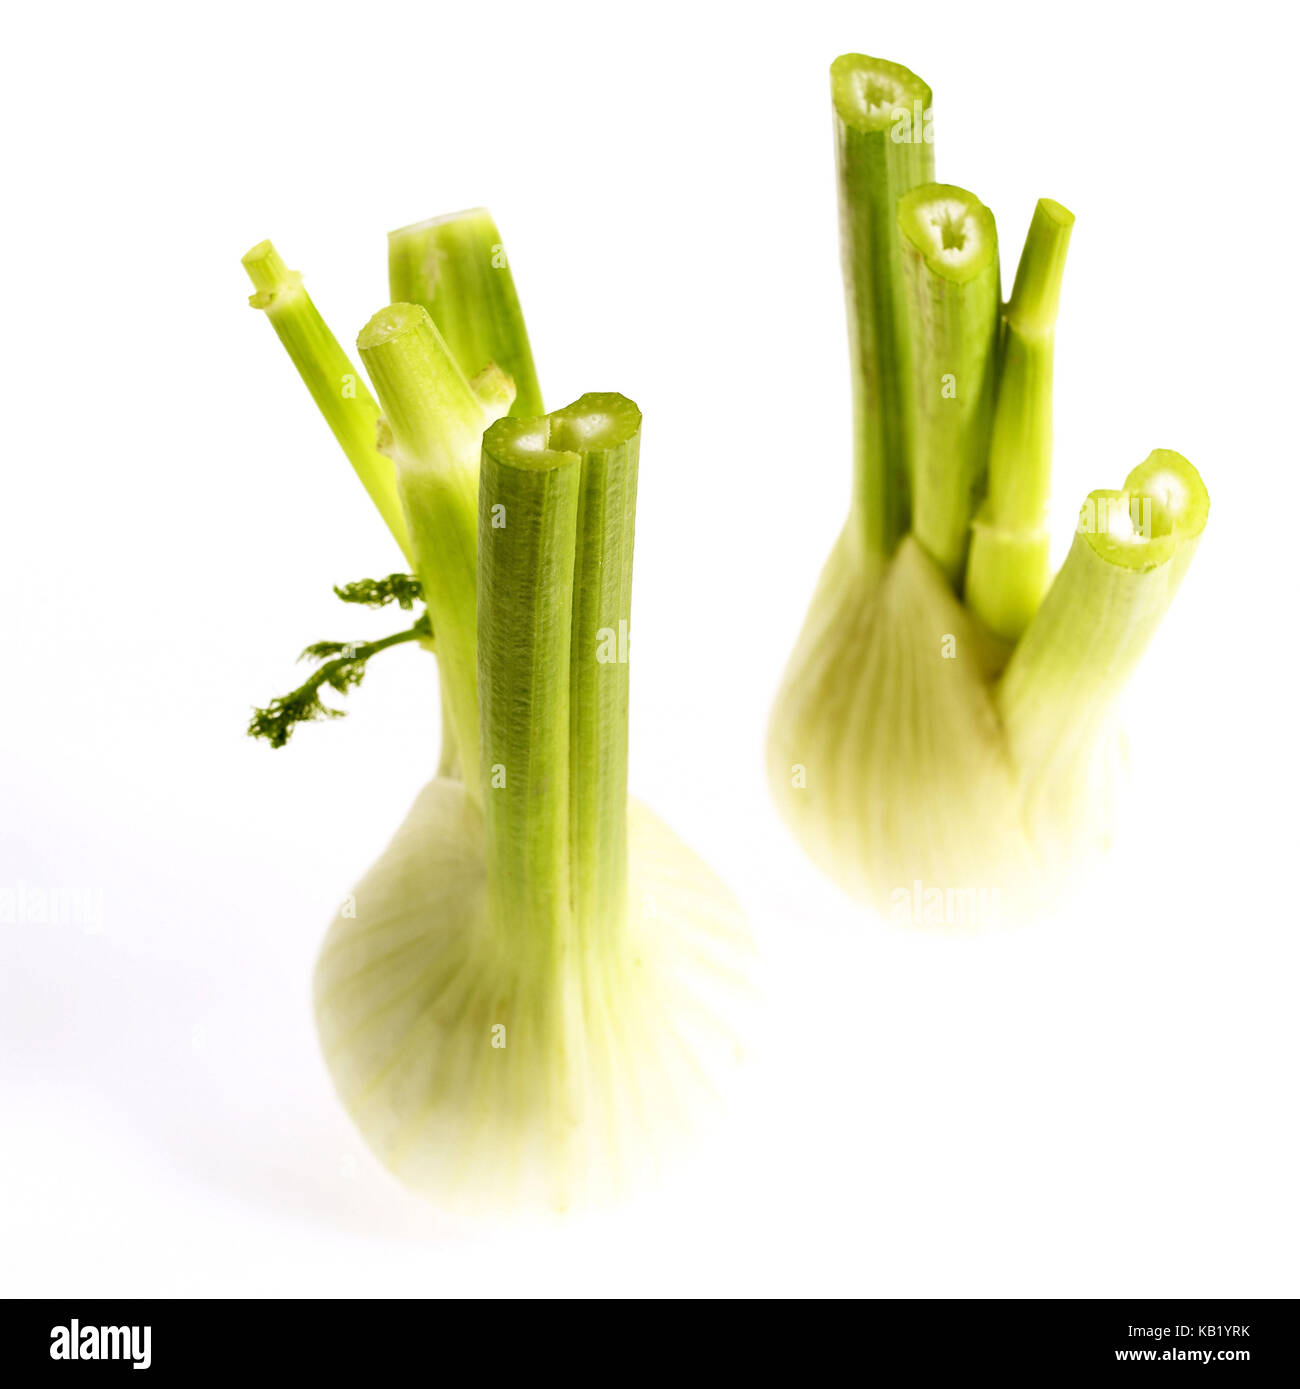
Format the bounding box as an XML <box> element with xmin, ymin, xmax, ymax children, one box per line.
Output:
<box><xmin>2</xmin><ymin>0</ymin><xmax>1297</xmax><ymax>1297</ymax></box>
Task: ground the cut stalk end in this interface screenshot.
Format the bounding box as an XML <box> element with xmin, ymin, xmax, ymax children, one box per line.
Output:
<box><xmin>1076</xmin><ymin>451</ymin><xmax>1207</xmax><ymax>574</ymax></box>
<box><xmin>1125</xmin><ymin>449</ymin><xmax>1209</xmax><ymax>545</ymax></box>
<box><xmin>356</xmin><ymin>304</ymin><xmax>489</xmax><ymax>471</ymax></box>
<box><xmin>897</xmin><ymin>184</ymin><xmax>997</xmax><ymax>285</ymax></box>
<box><xmin>548</xmin><ymin>393</ymin><xmax>642</xmax><ymax>453</ymax></box>
<box><xmin>1006</xmin><ymin>197</ymin><xmax>1075</xmax><ymax>337</ymax></box>
<box><xmin>831</xmin><ymin>53</ymin><xmax>932</xmax><ymax>131</ymax></box>
<box><xmin>242</xmin><ymin>238</ymin><xmax>300</xmax><ymax>303</ymax></box>
<box><xmin>357</xmin><ymin>301</ymin><xmax>430</xmax><ymax>350</ymax></box>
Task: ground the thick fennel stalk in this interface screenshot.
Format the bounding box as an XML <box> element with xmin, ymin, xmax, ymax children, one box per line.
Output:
<box><xmin>357</xmin><ymin>304</ymin><xmax>505</xmax><ymax>805</ymax></box>
<box><xmin>478</xmin><ymin>418</ymin><xmax>583</xmax><ymax>972</ymax></box>
<box><xmin>554</xmin><ymin>399</ymin><xmax>640</xmax><ymax>942</ymax></box>
<box><xmin>479</xmin><ymin>397</ymin><xmax>640</xmax><ymax>963</ymax></box>
<box><xmin>831</xmin><ymin>53</ymin><xmax>935</xmax><ymax>563</ymax></box>
<box><xmin>995</xmin><ymin>449</ymin><xmax>1209</xmax><ymax>868</ymax></box>
<box><xmin>999</xmin><ymin>449</ymin><xmax>1209</xmax><ymax>767</ymax></box>
<box><xmin>896</xmin><ymin>184</ymin><xmax>1000</xmax><ymax>586</ymax></box>
<box><xmin>477</xmin><ymin>400</ymin><xmax>640</xmax><ymax>1144</ymax></box>
<box><xmin>389</xmin><ymin>208</ymin><xmax>543</xmax><ymax>418</ymax></box>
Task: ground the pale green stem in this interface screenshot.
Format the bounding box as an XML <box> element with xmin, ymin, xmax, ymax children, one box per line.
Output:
<box><xmin>997</xmin><ymin>449</ymin><xmax>1209</xmax><ymax>771</ymax></box>
<box><xmin>896</xmin><ymin>183</ymin><xmax>1000</xmax><ymax>588</ymax></box>
<box><xmin>550</xmin><ymin>395</ymin><xmax>641</xmax><ymax>942</ymax></box>
<box><xmin>389</xmin><ymin>208</ymin><xmax>544</xmax><ymax>418</ymax></box>
<box><xmin>358</xmin><ymin>304</ymin><xmax>499</xmax><ymax>804</ymax></box>
<box><xmin>242</xmin><ymin>241</ymin><xmax>414</xmax><ymax>566</ymax></box>
<box><xmin>477</xmin><ymin>395</ymin><xmax>642</xmax><ymax>965</ymax></box>
<box><xmin>831</xmin><ymin>53</ymin><xmax>935</xmax><ymax>564</ymax></box>
<box><xmin>478</xmin><ymin>416</ymin><xmax>581</xmax><ymax>966</ymax></box>
<box><xmin>966</xmin><ymin>198</ymin><xmax>1074</xmax><ymax>639</ymax></box>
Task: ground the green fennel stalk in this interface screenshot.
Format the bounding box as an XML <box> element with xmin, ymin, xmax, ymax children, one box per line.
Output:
<box><xmin>966</xmin><ymin>197</ymin><xmax>1075</xmax><ymax>638</ymax></box>
<box><xmin>832</xmin><ymin>53</ymin><xmax>935</xmax><ymax>562</ymax></box>
<box><xmin>242</xmin><ymin>241</ymin><xmax>414</xmax><ymax>564</ymax></box>
<box><xmin>356</xmin><ymin>303</ymin><xmax>492</xmax><ymax>801</ymax></box>
<box><xmin>388</xmin><ymin>208</ymin><xmax>543</xmax><ymax>418</ymax></box>
<box><xmin>897</xmin><ymin>183</ymin><xmax>1000</xmax><ymax>585</ymax></box>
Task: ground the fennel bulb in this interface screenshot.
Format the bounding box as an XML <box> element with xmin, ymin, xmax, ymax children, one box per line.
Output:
<box><xmin>768</xmin><ymin>55</ymin><xmax>1210</xmax><ymax>921</ymax></box>
<box><xmin>244</xmin><ymin>214</ymin><xmax>749</xmax><ymax>1209</ymax></box>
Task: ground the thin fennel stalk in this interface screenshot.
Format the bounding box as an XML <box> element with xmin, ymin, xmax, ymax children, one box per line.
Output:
<box><xmin>966</xmin><ymin>197</ymin><xmax>1075</xmax><ymax>638</ymax></box>
<box><xmin>242</xmin><ymin>241</ymin><xmax>414</xmax><ymax>565</ymax></box>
